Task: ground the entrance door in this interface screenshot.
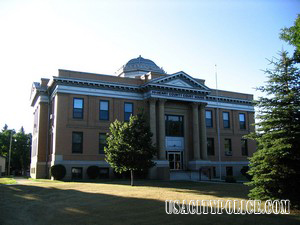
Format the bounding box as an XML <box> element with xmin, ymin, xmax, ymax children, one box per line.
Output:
<box><xmin>168</xmin><ymin>152</ymin><xmax>182</xmax><ymax>170</ymax></box>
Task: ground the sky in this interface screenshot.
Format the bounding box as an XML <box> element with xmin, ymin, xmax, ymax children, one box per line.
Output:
<box><xmin>0</xmin><ymin>0</ymin><xmax>299</xmax><ymax>133</ymax></box>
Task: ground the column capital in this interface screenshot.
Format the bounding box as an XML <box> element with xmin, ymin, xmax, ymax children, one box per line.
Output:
<box><xmin>158</xmin><ymin>98</ymin><xmax>167</xmax><ymax>104</ymax></box>
<box><xmin>148</xmin><ymin>98</ymin><xmax>158</xmax><ymax>104</ymax></box>
<box><xmin>191</xmin><ymin>102</ymin><xmax>200</xmax><ymax>108</ymax></box>
<box><xmin>199</xmin><ymin>103</ymin><xmax>208</xmax><ymax>109</ymax></box>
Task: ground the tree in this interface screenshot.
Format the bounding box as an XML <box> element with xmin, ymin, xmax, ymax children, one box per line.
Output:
<box><xmin>12</xmin><ymin>127</ymin><xmax>31</xmax><ymax>175</ymax></box>
<box><xmin>105</xmin><ymin>113</ymin><xmax>156</xmax><ymax>186</ymax></box>
<box><xmin>0</xmin><ymin>125</ymin><xmax>14</xmax><ymax>157</ymax></box>
<box><xmin>0</xmin><ymin>125</ymin><xmax>31</xmax><ymax>175</ymax></box>
<box><xmin>280</xmin><ymin>14</ymin><xmax>300</xmax><ymax>62</ymax></box>
<box><xmin>246</xmin><ymin>51</ymin><xmax>300</xmax><ymax>208</ymax></box>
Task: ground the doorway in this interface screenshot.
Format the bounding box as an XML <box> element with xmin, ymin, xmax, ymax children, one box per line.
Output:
<box><xmin>167</xmin><ymin>152</ymin><xmax>182</xmax><ymax>170</ymax></box>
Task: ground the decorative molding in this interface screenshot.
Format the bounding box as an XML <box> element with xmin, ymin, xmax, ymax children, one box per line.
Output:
<box><xmin>165</xmin><ymin>79</ymin><xmax>193</xmax><ymax>88</ymax></box>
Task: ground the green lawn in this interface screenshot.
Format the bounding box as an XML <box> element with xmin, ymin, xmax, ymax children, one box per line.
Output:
<box><xmin>0</xmin><ymin>177</ymin><xmax>16</xmax><ymax>184</ymax></box>
<box><xmin>0</xmin><ymin>179</ymin><xmax>299</xmax><ymax>225</ymax></box>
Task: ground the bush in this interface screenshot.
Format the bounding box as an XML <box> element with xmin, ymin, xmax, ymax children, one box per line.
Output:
<box><xmin>50</xmin><ymin>164</ymin><xmax>66</xmax><ymax>180</ymax></box>
<box><xmin>87</xmin><ymin>166</ymin><xmax>99</xmax><ymax>179</ymax></box>
<box><xmin>225</xmin><ymin>176</ymin><xmax>236</xmax><ymax>183</ymax></box>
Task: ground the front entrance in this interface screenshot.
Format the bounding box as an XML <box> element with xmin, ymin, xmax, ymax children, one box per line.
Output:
<box><xmin>167</xmin><ymin>152</ymin><xmax>182</xmax><ymax>170</ymax></box>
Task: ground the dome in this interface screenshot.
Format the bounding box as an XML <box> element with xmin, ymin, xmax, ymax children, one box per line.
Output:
<box><xmin>117</xmin><ymin>55</ymin><xmax>165</xmax><ymax>77</ymax></box>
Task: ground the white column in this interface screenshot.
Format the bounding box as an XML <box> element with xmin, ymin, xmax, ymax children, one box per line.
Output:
<box><xmin>158</xmin><ymin>99</ymin><xmax>166</xmax><ymax>160</ymax></box>
<box><xmin>192</xmin><ymin>103</ymin><xmax>200</xmax><ymax>160</ymax></box>
<box><xmin>149</xmin><ymin>98</ymin><xmax>157</xmax><ymax>146</ymax></box>
<box><xmin>200</xmin><ymin>103</ymin><xmax>208</xmax><ymax>160</ymax></box>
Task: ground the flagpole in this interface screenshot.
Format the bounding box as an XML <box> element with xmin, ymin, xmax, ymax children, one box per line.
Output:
<box><xmin>215</xmin><ymin>65</ymin><xmax>222</xmax><ymax>181</ymax></box>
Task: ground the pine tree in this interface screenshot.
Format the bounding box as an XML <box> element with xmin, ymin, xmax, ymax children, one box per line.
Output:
<box><xmin>246</xmin><ymin>51</ymin><xmax>300</xmax><ymax>208</ymax></box>
<box><xmin>105</xmin><ymin>113</ymin><xmax>156</xmax><ymax>186</ymax></box>
<box><xmin>280</xmin><ymin>14</ymin><xmax>300</xmax><ymax>62</ymax></box>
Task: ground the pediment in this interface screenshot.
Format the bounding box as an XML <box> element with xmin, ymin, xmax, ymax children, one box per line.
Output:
<box><xmin>164</xmin><ymin>79</ymin><xmax>193</xmax><ymax>88</ymax></box>
<box><xmin>148</xmin><ymin>71</ymin><xmax>210</xmax><ymax>91</ymax></box>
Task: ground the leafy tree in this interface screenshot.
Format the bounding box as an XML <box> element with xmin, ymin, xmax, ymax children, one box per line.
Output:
<box><xmin>12</xmin><ymin>127</ymin><xmax>32</xmax><ymax>175</ymax></box>
<box><xmin>105</xmin><ymin>113</ymin><xmax>156</xmax><ymax>186</ymax></box>
<box><xmin>0</xmin><ymin>125</ymin><xmax>31</xmax><ymax>175</ymax></box>
<box><xmin>280</xmin><ymin>14</ymin><xmax>300</xmax><ymax>62</ymax></box>
<box><xmin>0</xmin><ymin>125</ymin><xmax>14</xmax><ymax>157</ymax></box>
<box><xmin>246</xmin><ymin>50</ymin><xmax>300</xmax><ymax>208</ymax></box>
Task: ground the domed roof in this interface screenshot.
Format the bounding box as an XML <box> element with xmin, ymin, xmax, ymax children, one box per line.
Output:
<box><xmin>118</xmin><ymin>55</ymin><xmax>165</xmax><ymax>77</ymax></box>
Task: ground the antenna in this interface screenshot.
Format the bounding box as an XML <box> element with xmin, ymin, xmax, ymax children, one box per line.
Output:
<box><xmin>215</xmin><ymin>64</ymin><xmax>222</xmax><ymax>181</ymax></box>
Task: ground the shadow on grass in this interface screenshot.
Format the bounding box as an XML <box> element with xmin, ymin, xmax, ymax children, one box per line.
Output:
<box><xmin>76</xmin><ymin>179</ymin><xmax>251</xmax><ymax>199</ymax></box>
<box><xmin>1</xmin><ymin>184</ymin><xmax>299</xmax><ymax>225</ymax></box>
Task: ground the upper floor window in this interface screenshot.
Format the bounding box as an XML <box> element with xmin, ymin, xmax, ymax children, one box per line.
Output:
<box><xmin>73</xmin><ymin>98</ymin><xmax>83</xmax><ymax>119</ymax></box>
<box><xmin>224</xmin><ymin>138</ymin><xmax>232</xmax><ymax>156</ymax></box>
<box><xmin>239</xmin><ymin>113</ymin><xmax>246</xmax><ymax>129</ymax></box>
<box><xmin>100</xmin><ymin>100</ymin><xmax>109</xmax><ymax>120</ymax></box>
<box><xmin>124</xmin><ymin>102</ymin><xmax>133</xmax><ymax>122</ymax></box>
<box><xmin>207</xmin><ymin>138</ymin><xmax>215</xmax><ymax>156</ymax></box>
<box><xmin>205</xmin><ymin>110</ymin><xmax>213</xmax><ymax>128</ymax></box>
<box><xmin>241</xmin><ymin>139</ymin><xmax>248</xmax><ymax>156</ymax></box>
<box><xmin>165</xmin><ymin>115</ymin><xmax>184</xmax><ymax>137</ymax></box>
<box><xmin>72</xmin><ymin>132</ymin><xmax>83</xmax><ymax>153</ymax></box>
<box><xmin>223</xmin><ymin>112</ymin><xmax>230</xmax><ymax>128</ymax></box>
<box><xmin>99</xmin><ymin>133</ymin><xmax>107</xmax><ymax>154</ymax></box>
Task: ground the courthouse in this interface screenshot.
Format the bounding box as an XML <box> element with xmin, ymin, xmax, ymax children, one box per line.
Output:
<box><xmin>30</xmin><ymin>56</ymin><xmax>255</xmax><ymax>180</ymax></box>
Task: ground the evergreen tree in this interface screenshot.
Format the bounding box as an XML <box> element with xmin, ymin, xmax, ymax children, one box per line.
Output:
<box><xmin>246</xmin><ymin>51</ymin><xmax>300</xmax><ymax>208</ymax></box>
<box><xmin>12</xmin><ymin>127</ymin><xmax>32</xmax><ymax>175</ymax></box>
<box><xmin>105</xmin><ymin>113</ymin><xmax>156</xmax><ymax>186</ymax></box>
<box><xmin>0</xmin><ymin>125</ymin><xmax>31</xmax><ymax>175</ymax></box>
<box><xmin>280</xmin><ymin>14</ymin><xmax>300</xmax><ymax>62</ymax></box>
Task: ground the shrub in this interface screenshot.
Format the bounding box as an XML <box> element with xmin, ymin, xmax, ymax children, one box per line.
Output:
<box><xmin>87</xmin><ymin>166</ymin><xmax>99</xmax><ymax>179</ymax></box>
<box><xmin>225</xmin><ymin>176</ymin><xmax>236</xmax><ymax>183</ymax></box>
<box><xmin>50</xmin><ymin>164</ymin><xmax>66</xmax><ymax>180</ymax></box>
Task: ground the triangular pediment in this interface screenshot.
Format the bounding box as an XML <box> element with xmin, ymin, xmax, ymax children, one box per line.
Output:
<box><xmin>164</xmin><ymin>79</ymin><xmax>193</xmax><ymax>88</ymax></box>
<box><xmin>148</xmin><ymin>71</ymin><xmax>210</xmax><ymax>92</ymax></box>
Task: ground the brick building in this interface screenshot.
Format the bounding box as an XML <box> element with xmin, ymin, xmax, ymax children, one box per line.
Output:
<box><xmin>30</xmin><ymin>56</ymin><xmax>255</xmax><ymax>180</ymax></box>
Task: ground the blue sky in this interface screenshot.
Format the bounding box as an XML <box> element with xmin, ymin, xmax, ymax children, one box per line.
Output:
<box><xmin>0</xmin><ymin>0</ymin><xmax>299</xmax><ymax>133</ymax></box>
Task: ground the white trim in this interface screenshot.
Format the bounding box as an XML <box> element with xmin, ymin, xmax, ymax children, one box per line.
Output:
<box><xmin>206</xmin><ymin>101</ymin><xmax>255</xmax><ymax>112</ymax></box>
<box><xmin>189</xmin><ymin>160</ymin><xmax>249</xmax><ymax>165</ymax></box>
<box><xmin>56</xmin><ymin>85</ymin><xmax>144</xmax><ymax>100</ymax></box>
<box><xmin>53</xmin><ymin>85</ymin><xmax>254</xmax><ymax>112</ymax></box>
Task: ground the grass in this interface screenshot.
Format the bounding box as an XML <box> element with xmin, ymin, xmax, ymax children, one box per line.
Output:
<box><xmin>0</xmin><ymin>177</ymin><xmax>16</xmax><ymax>184</ymax></box>
<box><xmin>0</xmin><ymin>179</ymin><xmax>299</xmax><ymax>225</ymax></box>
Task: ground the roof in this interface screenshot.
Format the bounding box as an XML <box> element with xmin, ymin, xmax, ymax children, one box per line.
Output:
<box><xmin>118</xmin><ymin>55</ymin><xmax>165</xmax><ymax>76</ymax></box>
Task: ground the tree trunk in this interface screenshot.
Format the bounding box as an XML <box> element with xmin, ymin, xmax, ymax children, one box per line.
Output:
<box><xmin>131</xmin><ymin>170</ymin><xmax>134</xmax><ymax>186</ymax></box>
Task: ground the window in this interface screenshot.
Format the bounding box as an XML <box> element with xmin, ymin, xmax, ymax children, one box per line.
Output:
<box><xmin>165</xmin><ymin>115</ymin><xmax>184</xmax><ymax>137</ymax></box>
<box><xmin>72</xmin><ymin>167</ymin><xmax>83</xmax><ymax>179</ymax></box>
<box><xmin>224</xmin><ymin>138</ymin><xmax>232</xmax><ymax>156</ymax></box>
<box><xmin>223</xmin><ymin>112</ymin><xmax>230</xmax><ymax>128</ymax></box>
<box><xmin>241</xmin><ymin>139</ymin><xmax>248</xmax><ymax>156</ymax></box>
<box><xmin>73</xmin><ymin>98</ymin><xmax>84</xmax><ymax>119</ymax></box>
<box><xmin>205</xmin><ymin>110</ymin><xmax>213</xmax><ymax>128</ymax></box>
<box><xmin>72</xmin><ymin>132</ymin><xmax>83</xmax><ymax>153</ymax></box>
<box><xmin>99</xmin><ymin>133</ymin><xmax>107</xmax><ymax>154</ymax></box>
<box><xmin>124</xmin><ymin>102</ymin><xmax>133</xmax><ymax>122</ymax></box>
<box><xmin>207</xmin><ymin>138</ymin><xmax>215</xmax><ymax>156</ymax></box>
<box><xmin>239</xmin><ymin>113</ymin><xmax>246</xmax><ymax>129</ymax></box>
<box><xmin>226</xmin><ymin>167</ymin><xmax>233</xmax><ymax>176</ymax></box>
<box><xmin>100</xmin><ymin>100</ymin><xmax>109</xmax><ymax>120</ymax></box>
